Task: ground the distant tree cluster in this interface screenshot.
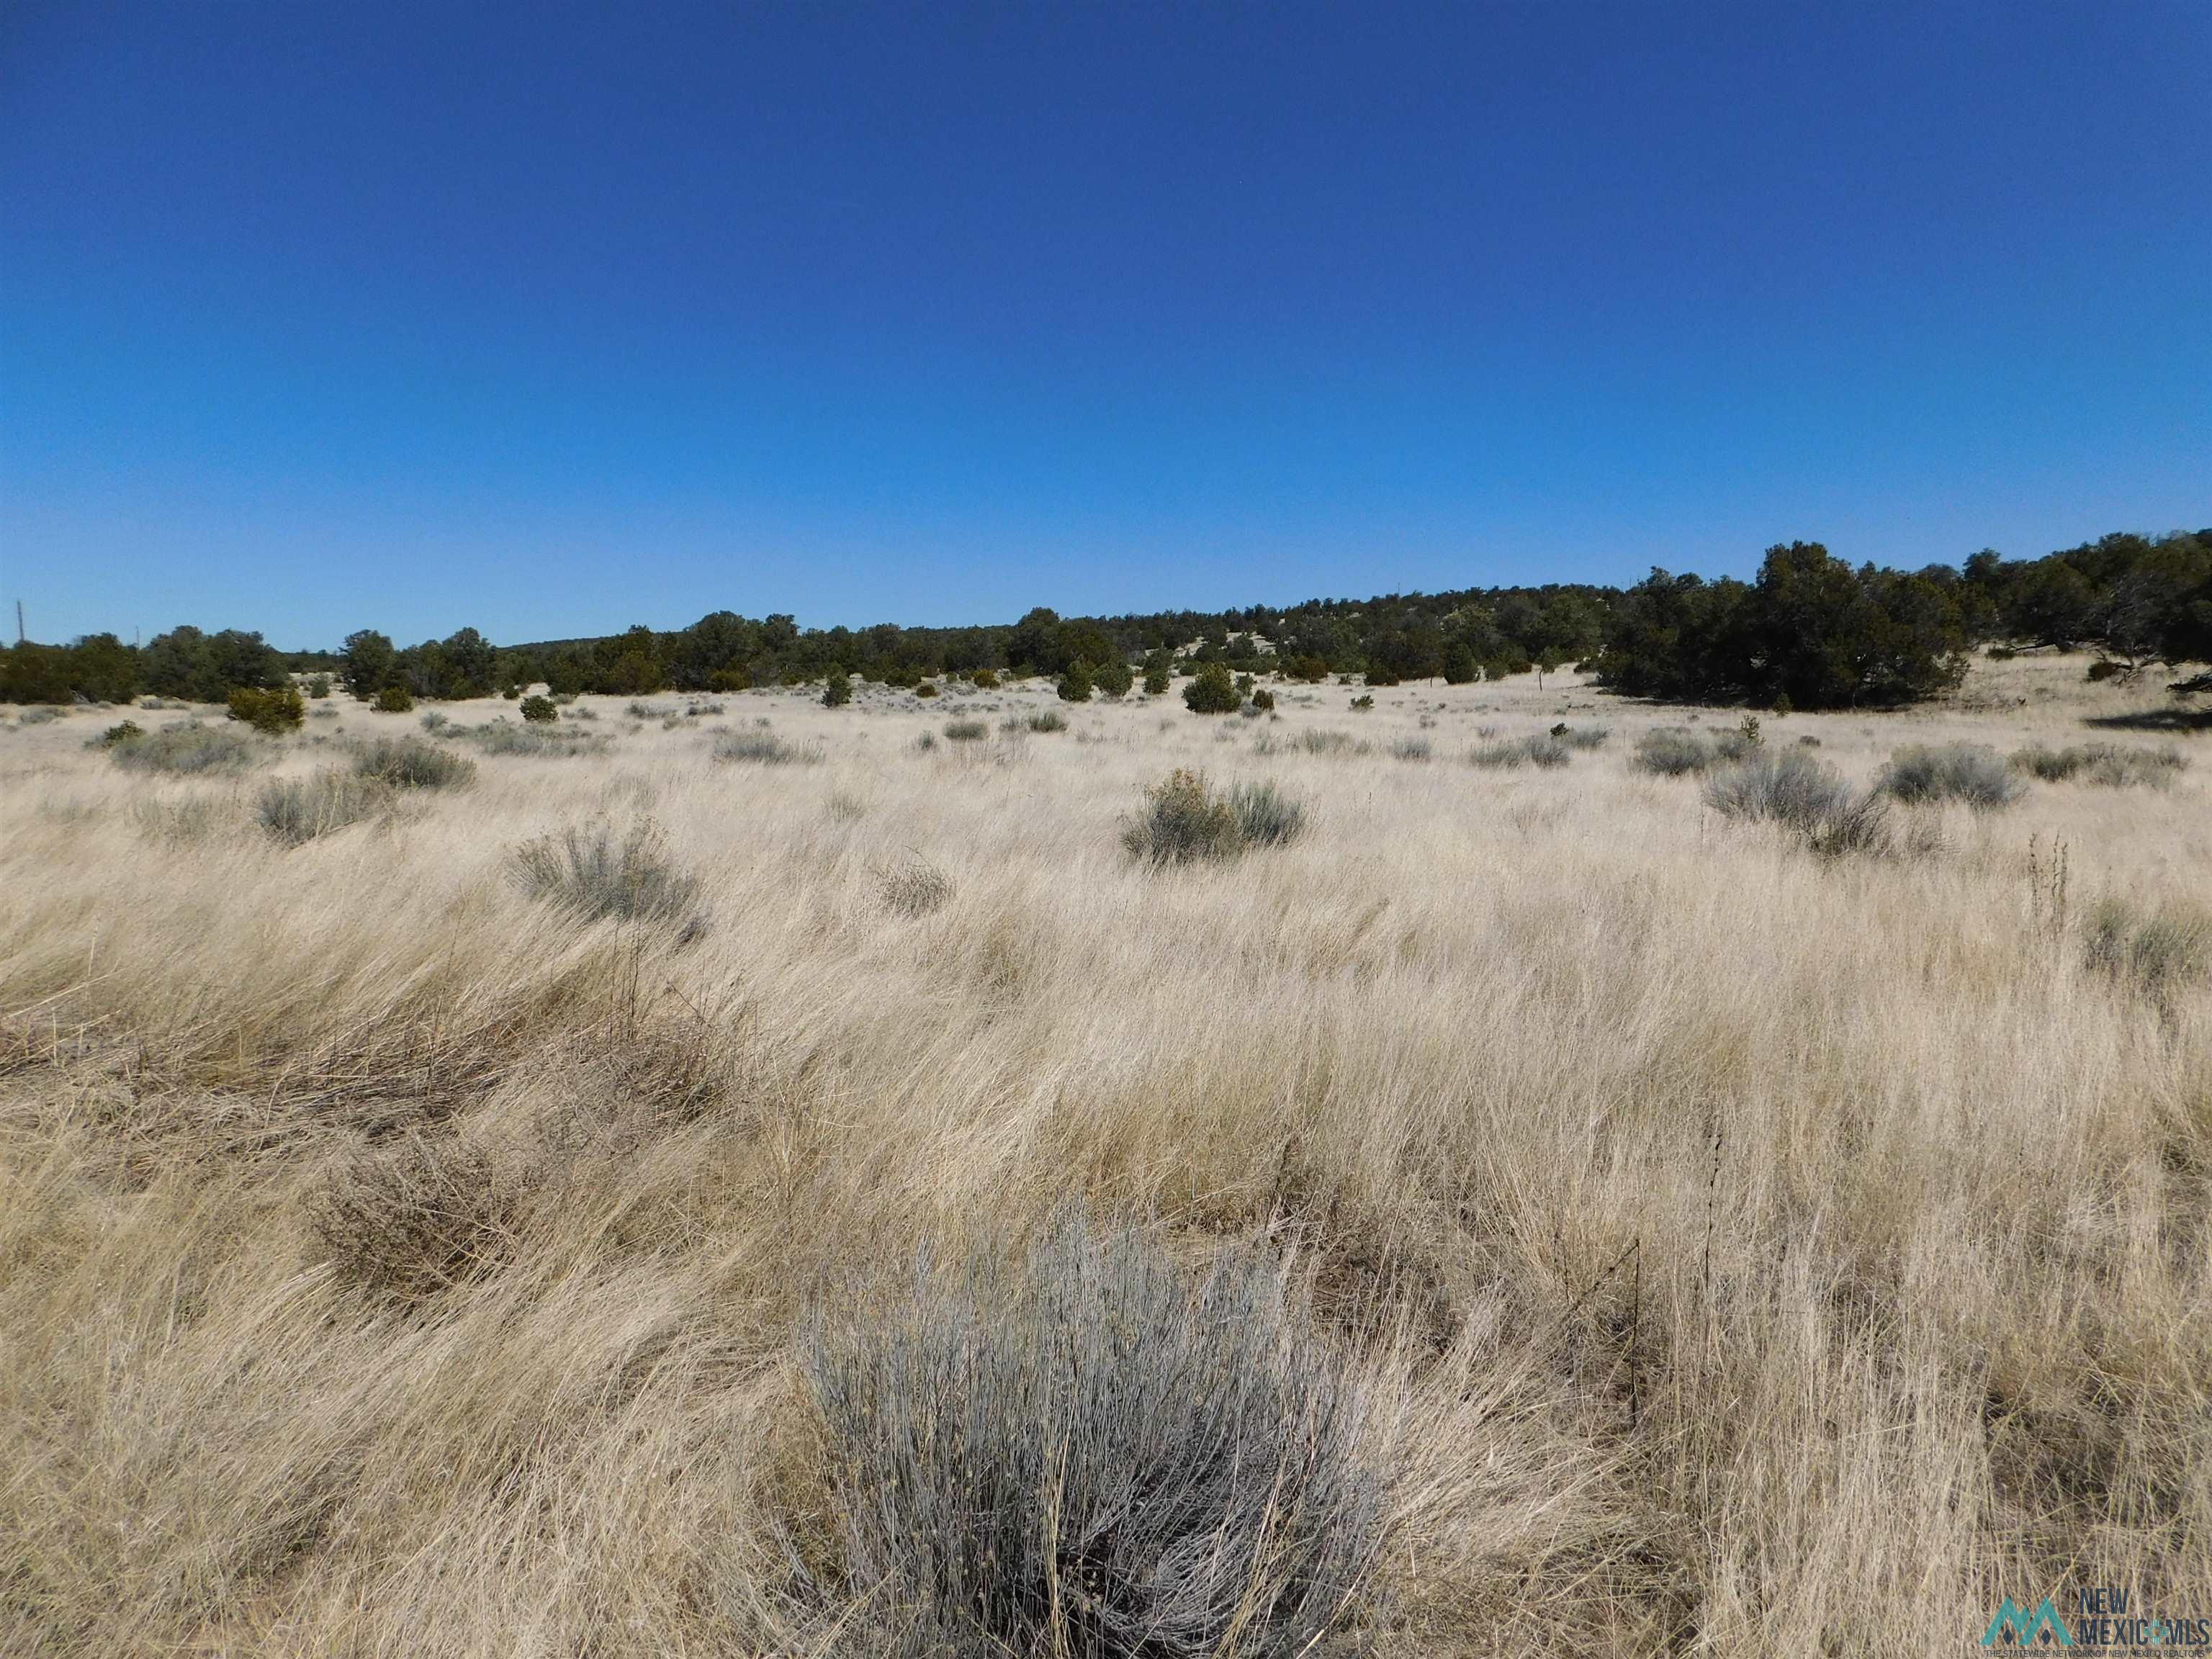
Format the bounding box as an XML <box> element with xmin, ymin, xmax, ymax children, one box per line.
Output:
<box><xmin>6</xmin><ymin>527</ymin><xmax>2205</xmax><ymax>709</ymax></box>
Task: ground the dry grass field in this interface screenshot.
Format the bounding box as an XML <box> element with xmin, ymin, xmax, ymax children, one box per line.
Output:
<box><xmin>2</xmin><ymin>655</ymin><xmax>2207</xmax><ymax>1657</ymax></box>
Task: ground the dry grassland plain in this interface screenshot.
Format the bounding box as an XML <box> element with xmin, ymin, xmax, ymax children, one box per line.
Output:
<box><xmin>2</xmin><ymin>654</ymin><xmax>2207</xmax><ymax>1656</ymax></box>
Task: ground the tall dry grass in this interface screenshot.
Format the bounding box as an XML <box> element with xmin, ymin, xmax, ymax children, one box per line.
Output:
<box><xmin>1</xmin><ymin>657</ymin><xmax>2208</xmax><ymax>1655</ymax></box>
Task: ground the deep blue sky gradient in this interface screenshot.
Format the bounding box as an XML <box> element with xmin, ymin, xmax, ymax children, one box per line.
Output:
<box><xmin>4</xmin><ymin>3</ymin><xmax>2206</xmax><ymax>649</ymax></box>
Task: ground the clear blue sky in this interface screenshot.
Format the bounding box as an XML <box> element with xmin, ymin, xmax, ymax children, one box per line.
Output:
<box><xmin>4</xmin><ymin>4</ymin><xmax>2206</xmax><ymax>650</ymax></box>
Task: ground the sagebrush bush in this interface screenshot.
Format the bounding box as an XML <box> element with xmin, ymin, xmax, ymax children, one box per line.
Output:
<box><xmin>1390</xmin><ymin>737</ymin><xmax>1432</xmax><ymax>761</ymax></box>
<box><xmin>226</xmin><ymin>685</ymin><xmax>305</xmax><ymax>734</ymax></box>
<box><xmin>1550</xmin><ymin>724</ymin><xmax>1609</xmax><ymax>750</ymax></box>
<box><xmin>943</xmin><ymin>718</ymin><xmax>989</xmax><ymax>742</ymax></box>
<box><xmin>256</xmin><ymin>768</ymin><xmax>390</xmax><ymax>845</ymax></box>
<box><xmin>1632</xmin><ymin>728</ymin><xmax>1716</xmax><ymax>775</ymax></box>
<box><xmin>1298</xmin><ymin>729</ymin><xmax>1365</xmax><ymax>756</ymax></box>
<box><xmin>15</xmin><ymin>706</ymin><xmax>63</xmax><ymax>724</ymax></box>
<box><xmin>469</xmin><ymin>720</ymin><xmax>606</xmax><ymax>756</ymax></box>
<box><xmin>1120</xmin><ymin>768</ymin><xmax>1241</xmax><ymax>864</ymax></box>
<box><xmin>418</xmin><ymin>711</ymin><xmax>449</xmax><ymax>732</ymax></box>
<box><xmin>715</xmin><ymin>728</ymin><xmax>811</xmax><ymax>764</ymax></box>
<box><xmin>306</xmin><ymin>1133</ymin><xmax>521</xmax><ymax>1304</ymax></box>
<box><xmin>306</xmin><ymin>675</ymin><xmax>331</xmax><ymax>698</ymax></box>
<box><xmin>1025</xmin><ymin>711</ymin><xmax>1067</xmax><ymax>734</ymax></box>
<box><xmin>1879</xmin><ymin>744</ymin><xmax>2022</xmax><ymax>809</ymax></box>
<box><xmin>804</xmin><ymin>1210</ymin><xmax>1385</xmax><ymax>1659</ymax></box>
<box><xmin>1469</xmin><ymin>734</ymin><xmax>1570</xmax><ymax>769</ymax></box>
<box><xmin>1705</xmin><ymin>750</ymin><xmax>1894</xmax><ymax>856</ymax></box>
<box><xmin>511</xmin><ymin>819</ymin><xmax>706</xmax><ymax>935</ymax></box>
<box><xmin>1228</xmin><ymin>779</ymin><xmax>1308</xmax><ymax>847</ymax></box>
<box><xmin>2010</xmin><ymin>743</ymin><xmax>2187</xmax><ymax>788</ymax></box>
<box><xmin>352</xmin><ymin>735</ymin><xmax>477</xmax><ymax>790</ymax></box>
<box><xmin>109</xmin><ymin>721</ymin><xmax>256</xmax><ymax>775</ymax></box>
<box><xmin>2082</xmin><ymin>894</ymin><xmax>2211</xmax><ymax>996</ymax></box>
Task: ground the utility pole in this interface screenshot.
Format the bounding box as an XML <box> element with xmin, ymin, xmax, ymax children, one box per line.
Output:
<box><xmin>14</xmin><ymin>601</ymin><xmax>22</xmax><ymax>645</ymax></box>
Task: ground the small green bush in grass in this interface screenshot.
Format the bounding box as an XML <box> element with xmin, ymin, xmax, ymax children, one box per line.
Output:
<box><xmin>227</xmin><ymin>685</ymin><xmax>305</xmax><ymax>733</ymax></box>
<box><xmin>1470</xmin><ymin>734</ymin><xmax>1570</xmax><ymax>769</ymax></box>
<box><xmin>1026</xmin><ymin>710</ymin><xmax>1067</xmax><ymax>734</ymax></box>
<box><xmin>1228</xmin><ymin>779</ymin><xmax>1307</xmax><ymax>847</ymax></box>
<box><xmin>1182</xmin><ymin>662</ymin><xmax>1239</xmax><ymax>714</ymax></box>
<box><xmin>714</xmin><ymin>729</ymin><xmax>809</xmax><ymax>764</ymax></box>
<box><xmin>372</xmin><ymin>685</ymin><xmax>414</xmax><ymax>714</ymax></box>
<box><xmin>943</xmin><ymin>718</ymin><xmax>989</xmax><ymax>742</ymax></box>
<box><xmin>352</xmin><ymin>735</ymin><xmax>477</xmax><ymax>790</ymax></box>
<box><xmin>520</xmin><ymin>694</ymin><xmax>557</xmax><ymax>724</ymax></box>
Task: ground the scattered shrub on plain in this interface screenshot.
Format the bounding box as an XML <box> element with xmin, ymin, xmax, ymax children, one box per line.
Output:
<box><xmin>715</xmin><ymin>729</ymin><xmax>809</xmax><ymax>764</ymax></box>
<box><xmin>353</xmin><ymin>735</ymin><xmax>477</xmax><ymax>790</ymax></box>
<box><xmin>99</xmin><ymin>720</ymin><xmax>143</xmax><ymax>747</ymax></box>
<box><xmin>873</xmin><ymin>854</ymin><xmax>955</xmax><ymax>918</ymax></box>
<box><xmin>1228</xmin><ymin>779</ymin><xmax>1308</xmax><ymax>847</ymax></box>
<box><xmin>419</xmin><ymin>711</ymin><xmax>449</xmax><ymax>732</ymax></box>
<box><xmin>226</xmin><ymin>685</ymin><xmax>305</xmax><ymax>734</ymax></box>
<box><xmin>1026</xmin><ymin>711</ymin><xmax>1068</xmax><ymax>734</ymax></box>
<box><xmin>804</xmin><ymin>1208</ymin><xmax>1385</xmax><ymax>1659</ymax></box>
<box><xmin>1878</xmin><ymin>744</ymin><xmax>2023</xmax><ymax>809</ymax></box>
<box><xmin>306</xmin><ymin>675</ymin><xmax>332</xmax><ymax>698</ymax></box>
<box><xmin>256</xmin><ymin>768</ymin><xmax>391</xmax><ymax>845</ymax></box>
<box><xmin>510</xmin><ymin>819</ymin><xmax>706</xmax><ymax>935</ymax></box>
<box><xmin>971</xmin><ymin>667</ymin><xmax>999</xmax><ymax>690</ymax></box>
<box><xmin>1704</xmin><ymin>750</ymin><xmax>1894</xmax><ymax>856</ymax></box>
<box><xmin>109</xmin><ymin>721</ymin><xmax>256</xmax><ymax>775</ymax></box>
<box><xmin>1390</xmin><ymin>737</ymin><xmax>1432</xmax><ymax>761</ymax></box>
<box><xmin>1121</xmin><ymin>768</ymin><xmax>1241</xmax><ymax>864</ymax></box>
<box><xmin>372</xmin><ymin>685</ymin><xmax>415</xmax><ymax>713</ymax></box>
<box><xmin>1470</xmin><ymin>734</ymin><xmax>1570</xmax><ymax>769</ymax></box>
<box><xmin>943</xmin><ymin>718</ymin><xmax>989</xmax><ymax>742</ymax></box>
<box><xmin>1349</xmin><ymin>694</ymin><xmax>1375</xmax><ymax>711</ymax></box>
<box><xmin>520</xmin><ymin>694</ymin><xmax>558</xmax><ymax>724</ymax></box>
<box><xmin>822</xmin><ymin>670</ymin><xmax>853</xmax><ymax>708</ymax></box>
<box><xmin>1550</xmin><ymin>724</ymin><xmax>1609</xmax><ymax>750</ymax></box>
<box><xmin>2082</xmin><ymin>894</ymin><xmax>2211</xmax><ymax>997</ymax></box>
<box><xmin>1183</xmin><ymin>662</ymin><xmax>1240</xmax><ymax>714</ymax></box>
<box><xmin>2010</xmin><ymin>743</ymin><xmax>2187</xmax><ymax>788</ymax></box>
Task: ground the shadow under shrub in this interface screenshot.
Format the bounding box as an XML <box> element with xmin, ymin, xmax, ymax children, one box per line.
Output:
<box><xmin>802</xmin><ymin>1210</ymin><xmax>1386</xmax><ymax>1659</ymax></box>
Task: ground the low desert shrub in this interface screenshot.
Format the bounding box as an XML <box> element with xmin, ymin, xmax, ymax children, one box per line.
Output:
<box><xmin>418</xmin><ymin>711</ymin><xmax>449</xmax><ymax>732</ymax></box>
<box><xmin>943</xmin><ymin>718</ymin><xmax>989</xmax><ymax>742</ymax></box>
<box><xmin>15</xmin><ymin>706</ymin><xmax>62</xmax><ymax>724</ymax></box>
<box><xmin>256</xmin><ymin>768</ymin><xmax>391</xmax><ymax>845</ymax></box>
<box><xmin>971</xmin><ymin>667</ymin><xmax>999</xmax><ymax>689</ymax></box>
<box><xmin>1025</xmin><ymin>711</ymin><xmax>1067</xmax><ymax>734</ymax></box>
<box><xmin>1121</xmin><ymin>768</ymin><xmax>1241</xmax><ymax>864</ymax></box>
<box><xmin>2010</xmin><ymin>743</ymin><xmax>2186</xmax><ymax>788</ymax></box>
<box><xmin>822</xmin><ymin>670</ymin><xmax>853</xmax><ymax>708</ymax></box>
<box><xmin>99</xmin><ymin>720</ymin><xmax>143</xmax><ymax>747</ymax></box>
<box><xmin>1298</xmin><ymin>729</ymin><xmax>1364</xmax><ymax>756</ymax></box>
<box><xmin>469</xmin><ymin>721</ymin><xmax>606</xmax><ymax>757</ymax></box>
<box><xmin>1705</xmin><ymin>750</ymin><xmax>1894</xmax><ymax>856</ymax></box>
<box><xmin>1633</xmin><ymin>728</ymin><xmax>1716</xmax><ymax>775</ymax></box>
<box><xmin>372</xmin><ymin>685</ymin><xmax>414</xmax><ymax>714</ymax></box>
<box><xmin>1228</xmin><ymin>779</ymin><xmax>1308</xmax><ymax>847</ymax></box>
<box><xmin>2082</xmin><ymin>894</ymin><xmax>2212</xmax><ymax>997</ymax></box>
<box><xmin>307</xmin><ymin>1133</ymin><xmax>521</xmax><ymax>1304</ymax></box>
<box><xmin>873</xmin><ymin>855</ymin><xmax>955</xmax><ymax>918</ymax></box>
<box><xmin>109</xmin><ymin>721</ymin><xmax>256</xmax><ymax>775</ymax></box>
<box><xmin>803</xmin><ymin>1209</ymin><xmax>1385</xmax><ymax>1659</ymax></box>
<box><xmin>1390</xmin><ymin>737</ymin><xmax>1432</xmax><ymax>761</ymax></box>
<box><xmin>519</xmin><ymin>694</ymin><xmax>558</xmax><ymax>724</ymax></box>
<box><xmin>1349</xmin><ymin>694</ymin><xmax>1375</xmax><ymax>711</ymax></box>
<box><xmin>1879</xmin><ymin>743</ymin><xmax>2022</xmax><ymax>809</ymax></box>
<box><xmin>714</xmin><ymin>729</ymin><xmax>809</xmax><ymax>764</ymax></box>
<box><xmin>226</xmin><ymin>685</ymin><xmax>305</xmax><ymax>734</ymax></box>
<box><xmin>306</xmin><ymin>675</ymin><xmax>331</xmax><ymax>698</ymax></box>
<box><xmin>511</xmin><ymin>819</ymin><xmax>706</xmax><ymax>935</ymax></box>
<box><xmin>1469</xmin><ymin>734</ymin><xmax>1570</xmax><ymax>769</ymax></box>
<box><xmin>1550</xmin><ymin>723</ymin><xmax>1609</xmax><ymax>750</ymax></box>
<box><xmin>352</xmin><ymin>735</ymin><xmax>477</xmax><ymax>790</ymax></box>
